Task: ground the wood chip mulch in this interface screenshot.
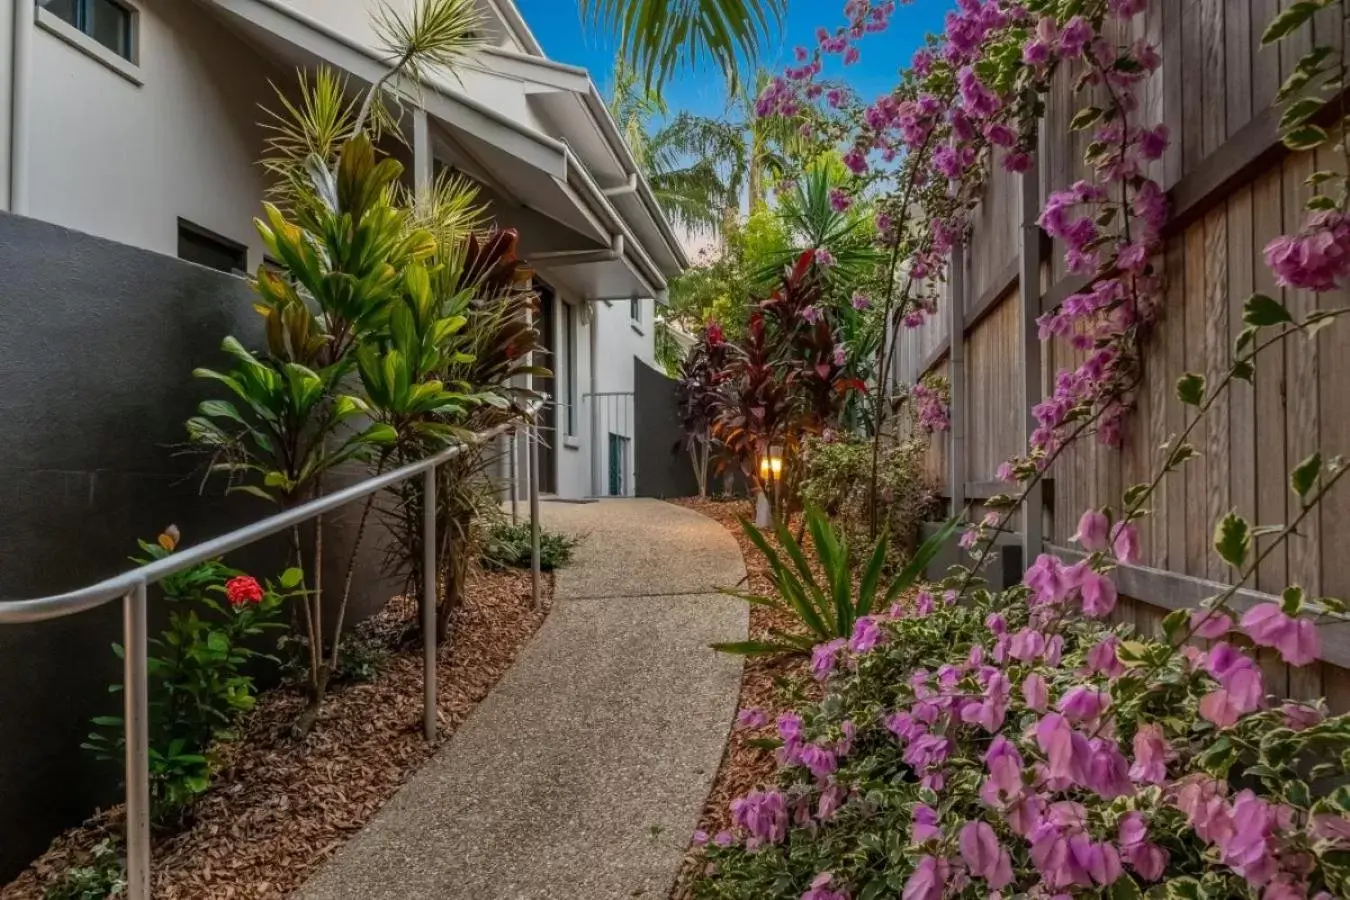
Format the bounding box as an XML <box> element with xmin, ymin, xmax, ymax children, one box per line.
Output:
<box><xmin>2</xmin><ymin>566</ymin><xmax>551</xmax><ymax>900</ymax></box>
<box><xmin>666</xmin><ymin>498</ymin><xmax>812</xmax><ymax>900</ymax></box>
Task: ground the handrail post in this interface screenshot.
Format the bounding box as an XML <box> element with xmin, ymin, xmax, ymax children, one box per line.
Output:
<box><xmin>529</xmin><ymin>420</ymin><xmax>541</xmax><ymax>611</ymax></box>
<box><xmin>124</xmin><ymin>581</ymin><xmax>151</xmax><ymax>900</ymax></box>
<box><xmin>509</xmin><ymin>430</ymin><xmax>519</xmax><ymax>525</ymax></box>
<box><xmin>422</xmin><ymin>465</ymin><xmax>437</xmax><ymax>742</ymax></box>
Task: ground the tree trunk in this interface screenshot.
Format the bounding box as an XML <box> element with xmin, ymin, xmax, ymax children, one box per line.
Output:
<box><xmin>291</xmin><ymin>665</ymin><xmax>330</xmax><ymax>737</ymax></box>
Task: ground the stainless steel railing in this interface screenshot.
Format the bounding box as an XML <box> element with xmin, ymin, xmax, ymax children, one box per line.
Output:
<box><xmin>584</xmin><ymin>391</ymin><xmax>636</xmax><ymax>497</ymax></box>
<box><xmin>0</xmin><ymin>408</ymin><xmax>544</xmax><ymax>899</ymax></box>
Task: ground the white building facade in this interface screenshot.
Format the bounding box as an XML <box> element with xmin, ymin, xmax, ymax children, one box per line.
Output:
<box><xmin>0</xmin><ymin>0</ymin><xmax>684</xmax><ymax>499</ymax></box>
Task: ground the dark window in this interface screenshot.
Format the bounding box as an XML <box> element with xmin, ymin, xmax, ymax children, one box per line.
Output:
<box><xmin>177</xmin><ymin>220</ymin><xmax>247</xmax><ymax>276</ymax></box>
<box><xmin>40</xmin><ymin>0</ymin><xmax>135</xmax><ymax>60</ymax></box>
<box><xmin>630</xmin><ymin>297</ymin><xmax>641</xmax><ymax>322</ymax></box>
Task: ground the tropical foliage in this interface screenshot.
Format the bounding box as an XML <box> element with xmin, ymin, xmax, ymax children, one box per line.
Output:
<box><xmin>714</xmin><ymin>509</ymin><xmax>961</xmax><ymax>659</ymax></box>
<box><xmin>582</xmin><ymin>0</ymin><xmax>786</xmax><ymax>90</ymax></box>
<box><xmin>187</xmin><ymin>0</ymin><xmax>541</xmax><ymax>724</ymax></box>
<box><xmin>686</xmin><ymin>1</ymin><xmax>1350</xmax><ymax>899</ymax></box>
<box><xmin>83</xmin><ymin>529</ymin><xmax>289</xmax><ymax>824</ymax></box>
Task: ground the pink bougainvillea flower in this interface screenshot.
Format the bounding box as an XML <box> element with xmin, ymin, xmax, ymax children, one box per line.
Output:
<box><xmin>737</xmin><ymin>707</ymin><xmax>768</xmax><ymax>730</ymax></box>
<box><xmin>1022</xmin><ymin>672</ymin><xmax>1048</xmax><ymax>712</ymax></box>
<box><xmin>1078</xmin><ymin>568</ymin><xmax>1118</xmax><ymax>618</ymax></box>
<box><xmin>1241</xmin><ymin>603</ymin><xmax>1320</xmax><ymax>667</ymax></box>
<box><xmin>1189</xmin><ymin>609</ymin><xmax>1234</xmax><ymax>639</ymax></box>
<box><xmin>1070</xmin><ymin>509</ymin><xmax>1110</xmax><ymax>551</ymax></box>
<box><xmin>959</xmin><ymin>820</ymin><xmax>1013</xmax><ymax>889</ymax></box>
<box><xmin>1128</xmin><ymin>723</ymin><xmax>1171</xmax><ymax>784</ymax></box>
<box><xmin>902</xmin><ymin>855</ymin><xmax>947</xmax><ymax>900</ymax></box>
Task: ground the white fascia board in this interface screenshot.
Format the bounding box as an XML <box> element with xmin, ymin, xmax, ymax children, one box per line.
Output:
<box><xmin>476</xmin><ymin>46</ymin><xmax>590</xmax><ymax>94</ymax></box>
<box><xmin>203</xmin><ymin>0</ymin><xmax>567</xmax><ymax>180</ymax></box>
<box><xmin>486</xmin><ymin>0</ymin><xmax>545</xmax><ymax>56</ymax></box>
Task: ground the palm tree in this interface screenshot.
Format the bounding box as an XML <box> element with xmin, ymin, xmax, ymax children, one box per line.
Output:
<box><xmin>608</xmin><ymin>62</ymin><xmax>745</xmax><ymax>235</ymax></box>
<box><xmin>582</xmin><ymin>0</ymin><xmax>787</xmax><ymax>90</ymax></box>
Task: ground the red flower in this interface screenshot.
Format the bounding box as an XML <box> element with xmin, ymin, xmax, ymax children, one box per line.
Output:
<box><xmin>225</xmin><ymin>575</ymin><xmax>264</xmax><ymax>607</ymax></box>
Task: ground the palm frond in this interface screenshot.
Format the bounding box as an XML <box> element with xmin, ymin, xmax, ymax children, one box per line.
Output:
<box><xmin>581</xmin><ymin>0</ymin><xmax>786</xmax><ymax>90</ymax></box>
<box><xmin>406</xmin><ymin>170</ymin><xmax>488</xmax><ymax>251</ymax></box>
<box><xmin>260</xmin><ymin>67</ymin><xmax>360</xmax><ymax>203</ymax></box>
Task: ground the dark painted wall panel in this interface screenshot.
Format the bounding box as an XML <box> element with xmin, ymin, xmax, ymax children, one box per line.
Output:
<box><xmin>633</xmin><ymin>360</ymin><xmax>700</xmax><ymax>499</ymax></box>
<box><xmin>0</xmin><ymin>213</ymin><xmax>393</xmax><ymax>879</ymax></box>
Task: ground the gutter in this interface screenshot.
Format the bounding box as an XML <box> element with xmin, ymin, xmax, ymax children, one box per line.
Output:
<box><xmin>565</xmin><ymin>148</ymin><xmax>667</xmax><ymax>295</ymax></box>
<box><xmin>487</xmin><ymin>0</ymin><xmax>689</xmax><ymax>272</ymax></box>
<box><xmin>9</xmin><ymin>0</ymin><xmax>33</xmax><ymax>213</ymax></box>
<box><xmin>578</xmin><ymin>87</ymin><xmax>690</xmax><ymax>271</ymax></box>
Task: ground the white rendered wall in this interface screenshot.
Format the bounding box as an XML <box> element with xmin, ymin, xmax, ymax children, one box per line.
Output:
<box><xmin>26</xmin><ymin>0</ymin><xmax>278</xmax><ymax>263</ymax></box>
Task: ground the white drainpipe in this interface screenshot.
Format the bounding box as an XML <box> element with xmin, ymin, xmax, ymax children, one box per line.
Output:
<box><xmin>589</xmin><ymin>303</ymin><xmax>601</xmax><ymax>497</ymax></box>
<box><xmin>9</xmin><ymin>0</ymin><xmax>32</xmax><ymax>213</ymax></box>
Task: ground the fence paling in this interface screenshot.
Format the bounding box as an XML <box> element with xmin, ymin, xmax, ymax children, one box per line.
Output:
<box><xmin>0</xmin><ymin>405</ymin><xmax>542</xmax><ymax>900</ymax></box>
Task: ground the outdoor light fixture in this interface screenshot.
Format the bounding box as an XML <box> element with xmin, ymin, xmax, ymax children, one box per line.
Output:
<box><xmin>755</xmin><ymin>445</ymin><xmax>785</xmax><ymax>527</ymax></box>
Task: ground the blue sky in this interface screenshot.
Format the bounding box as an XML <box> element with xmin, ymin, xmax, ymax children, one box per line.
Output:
<box><xmin>513</xmin><ymin>0</ymin><xmax>956</xmax><ymax>117</ymax></box>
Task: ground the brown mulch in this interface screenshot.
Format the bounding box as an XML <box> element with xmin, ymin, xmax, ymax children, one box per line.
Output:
<box><xmin>666</xmin><ymin>498</ymin><xmax>810</xmax><ymax>900</ymax></box>
<box><xmin>2</xmin><ymin>567</ymin><xmax>551</xmax><ymax>900</ymax></box>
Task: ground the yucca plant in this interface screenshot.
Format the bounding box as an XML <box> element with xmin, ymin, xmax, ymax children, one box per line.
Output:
<box><xmin>713</xmin><ymin>507</ymin><xmax>962</xmax><ymax>657</ymax></box>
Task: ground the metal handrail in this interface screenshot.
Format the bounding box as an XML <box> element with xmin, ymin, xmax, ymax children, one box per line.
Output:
<box><xmin>0</xmin><ymin>405</ymin><xmax>543</xmax><ymax>899</ymax></box>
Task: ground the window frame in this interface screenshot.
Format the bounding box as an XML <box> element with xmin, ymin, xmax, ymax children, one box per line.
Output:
<box><xmin>177</xmin><ymin>218</ymin><xmax>248</xmax><ymax>277</ymax></box>
<box><xmin>36</xmin><ymin>0</ymin><xmax>140</xmax><ymax>83</ymax></box>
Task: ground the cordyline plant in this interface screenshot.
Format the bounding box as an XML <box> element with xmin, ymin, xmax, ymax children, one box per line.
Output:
<box><xmin>676</xmin><ymin>323</ymin><xmax>734</xmax><ymax>498</ymax></box>
<box><xmin>377</xmin><ymin>228</ymin><xmax>545</xmax><ymax>641</ymax></box>
<box><xmin>690</xmin><ymin>1</ymin><xmax>1350</xmax><ymax>899</ymax></box>
<box><xmin>695</xmin><ymin>250</ymin><xmax>868</xmax><ymax>518</ymax></box>
<box><xmin>187</xmin><ymin>0</ymin><xmax>513</xmax><ymax>732</ymax></box>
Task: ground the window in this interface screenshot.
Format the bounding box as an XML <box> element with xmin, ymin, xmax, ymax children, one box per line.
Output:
<box><xmin>630</xmin><ymin>297</ymin><xmax>641</xmax><ymax>323</ymax></box>
<box><xmin>40</xmin><ymin>0</ymin><xmax>135</xmax><ymax>61</ymax></box>
<box><xmin>562</xmin><ymin>301</ymin><xmax>578</xmax><ymax>436</ymax></box>
<box><xmin>178</xmin><ymin>220</ymin><xmax>247</xmax><ymax>276</ymax></box>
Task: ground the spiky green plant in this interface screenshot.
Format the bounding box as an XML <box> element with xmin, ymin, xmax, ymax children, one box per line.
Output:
<box><xmin>712</xmin><ymin>508</ymin><xmax>962</xmax><ymax>657</ymax></box>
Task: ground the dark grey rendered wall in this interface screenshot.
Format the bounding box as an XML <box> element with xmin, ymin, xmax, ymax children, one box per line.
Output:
<box><xmin>0</xmin><ymin>213</ymin><xmax>391</xmax><ymax>880</ymax></box>
<box><xmin>633</xmin><ymin>360</ymin><xmax>700</xmax><ymax>499</ymax></box>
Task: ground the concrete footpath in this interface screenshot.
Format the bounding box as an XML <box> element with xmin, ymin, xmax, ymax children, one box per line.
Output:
<box><xmin>294</xmin><ymin>499</ymin><xmax>748</xmax><ymax>900</ymax></box>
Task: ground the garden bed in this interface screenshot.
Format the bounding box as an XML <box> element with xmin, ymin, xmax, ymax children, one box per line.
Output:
<box><xmin>2</xmin><ymin>567</ymin><xmax>550</xmax><ymax>900</ymax></box>
<box><xmin>666</xmin><ymin>498</ymin><xmax>807</xmax><ymax>900</ymax></box>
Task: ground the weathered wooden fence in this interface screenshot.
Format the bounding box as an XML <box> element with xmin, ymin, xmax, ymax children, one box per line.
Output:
<box><xmin>895</xmin><ymin>0</ymin><xmax>1350</xmax><ymax>710</ymax></box>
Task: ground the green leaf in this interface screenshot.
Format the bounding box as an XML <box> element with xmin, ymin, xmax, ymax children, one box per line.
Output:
<box><xmin>1244</xmin><ymin>294</ymin><xmax>1293</xmax><ymax>327</ymax></box>
<box><xmin>1231</xmin><ymin>360</ymin><xmax>1255</xmax><ymax>382</ymax></box>
<box><xmin>1282</xmin><ymin>585</ymin><xmax>1306</xmax><ymax>616</ymax></box>
<box><xmin>1306</xmin><ymin>194</ymin><xmax>1338</xmax><ymax>211</ymax></box>
<box><xmin>1291</xmin><ymin>451</ymin><xmax>1322</xmax><ymax>496</ymax></box>
<box><xmin>1070</xmin><ymin>106</ymin><xmax>1103</xmax><ymax>130</ymax></box>
<box><xmin>1283</xmin><ymin>123</ymin><xmax>1329</xmax><ymax>151</ymax></box>
<box><xmin>710</xmin><ymin>639</ymin><xmax>805</xmax><ymax>657</ymax></box>
<box><xmin>1262</xmin><ymin>2</ymin><xmax>1322</xmax><ymax>45</ymax></box>
<box><xmin>1162</xmin><ymin>608</ymin><xmax>1189</xmax><ymax>646</ymax></box>
<box><xmin>1176</xmin><ymin>373</ymin><xmax>1205</xmax><ymax>407</ymax></box>
<box><xmin>1109</xmin><ymin>876</ymin><xmax>1143</xmax><ymax>900</ymax></box>
<box><xmin>1280</xmin><ymin>96</ymin><xmax>1325</xmax><ymax>130</ymax></box>
<box><xmin>1214</xmin><ymin>510</ymin><xmax>1251</xmax><ymax>570</ymax></box>
<box><xmin>279</xmin><ymin>567</ymin><xmax>304</xmax><ymax>589</ymax></box>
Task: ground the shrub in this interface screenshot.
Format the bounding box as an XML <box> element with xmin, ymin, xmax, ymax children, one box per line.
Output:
<box><xmin>693</xmin><ymin>560</ymin><xmax>1350</xmax><ymax>899</ymax></box>
<box><xmin>713</xmin><ymin>509</ymin><xmax>959</xmax><ymax>658</ymax></box>
<box><xmin>42</xmin><ymin>840</ymin><xmax>125</xmax><ymax>900</ymax></box>
<box><xmin>797</xmin><ymin>436</ymin><xmax>938</xmax><ymax>564</ymax></box>
<box><xmin>480</xmin><ymin>521</ymin><xmax>579</xmax><ymax>572</ymax></box>
<box><xmin>82</xmin><ymin>529</ymin><xmax>290</xmax><ymax>823</ymax></box>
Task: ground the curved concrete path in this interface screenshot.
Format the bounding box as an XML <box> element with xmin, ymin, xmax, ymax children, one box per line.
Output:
<box><xmin>295</xmin><ymin>499</ymin><xmax>747</xmax><ymax>899</ymax></box>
